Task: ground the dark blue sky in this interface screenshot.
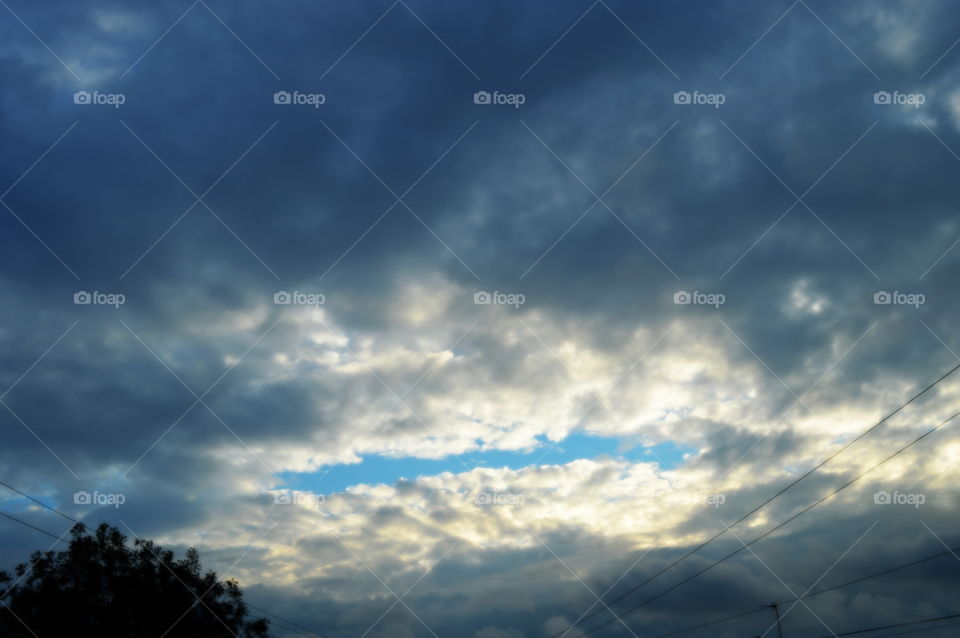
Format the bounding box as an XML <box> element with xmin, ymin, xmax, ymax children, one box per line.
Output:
<box><xmin>2</xmin><ymin>1</ymin><xmax>960</xmax><ymax>636</ymax></box>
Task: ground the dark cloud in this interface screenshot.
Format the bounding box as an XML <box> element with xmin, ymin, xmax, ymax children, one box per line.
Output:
<box><xmin>3</xmin><ymin>1</ymin><xmax>960</xmax><ymax>636</ymax></box>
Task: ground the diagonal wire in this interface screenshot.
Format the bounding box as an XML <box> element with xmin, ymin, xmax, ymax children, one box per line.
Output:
<box><xmin>617</xmin><ymin>539</ymin><xmax>960</xmax><ymax>638</ymax></box>
<box><xmin>553</xmin><ymin>361</ymin><xmax>960</xmax><ymax>637</ymax></box>
<box><xmin>0</xmin><ymin>480</ymin><xmax>77</xmax><ymax>524</ymax></box>
<box><xmin>532</xmin><ymin>530</ymin><xmax>641</xmax><ymax>638</ymax></box>
<box><xmin>726</xmin><ymin>526</ymin><xmax>840</xmax><ymax>638</ymax></box>
<box><xmin>757</xmin><ymin>520</ymin><xmax>878</xmax><ymax>637</ymax></box>
<box><xmin>0</xmin><ymin>512</ymin><xmax>71</xmax><ymax>543</ymax></box>
<box><xmin>572</xmin><ymin>406</ymin><xmax>960</xmax><ymax>637</ymax></box>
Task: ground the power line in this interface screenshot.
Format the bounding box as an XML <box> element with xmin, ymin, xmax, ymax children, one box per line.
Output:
<box><xmin>247</xmin><ymin>603</ymin><xmax>326</xmax><ymax>638</ymax></box>
<box><xmin>554</xmin><ymin>361</ymin><xmax>960</xmax><ymax>637</ymax></box>
<box><xmin>573</xmin><ymin>408</ymin><xmax>960</xmax><ymax>637</ymax></box>
<box><xmin>793</xmin><ymin>543</ymin><xmax>960</xmax><ymax>601</ymax></box>
<box><xmin>650</xmin><ymin>608</ymin><xmax>767</xmax><ymax>638</ymax></box>
<box><xmin>0</xmin><ymin>483</ymin><xmax>319</xmax><ymax>638</ymax></box>
<box><xmin>0</xmin><ymin>479</ymin><xmax>78</xmax><ymax>524</ymax></box>
<box><xmin>624</xmin><ymin>541</ymin><xmax>960</xmax><ymax>638</ymax></box>
<box><xmin>765</xmin><ymin>602</ymin><xmax>783</xmax><ymax>638</ymax></box>
<box><xmin>824</xmin><ymin>612</ymin><xmax>960</xmax><ymax>637</ymax></box>
<box><xmin>0</xmin><ymin>511</ymin><xmax>70</xmax><ymax>543</ymax></box>
<box><xmin>260</xmin><ymin>616</ymin><xmax>320</xmax><ymax>638</ymax></box>
<box><xmin>880</xmin><ymin>618</ymin><xmax>960</xmax><ymax>636</ymax></box>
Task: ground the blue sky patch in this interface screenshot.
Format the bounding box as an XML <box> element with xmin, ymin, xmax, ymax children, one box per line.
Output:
<box><xmin>278</xmin><ymin>434</ymin><xmax>695</xmax><ymax>495</ymax></box>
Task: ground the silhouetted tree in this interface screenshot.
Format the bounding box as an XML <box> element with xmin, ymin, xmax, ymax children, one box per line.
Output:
<box><xmin>0</xmin><ymin>523</ymin><xmax>271</xmax><ymax>637</ymax></box>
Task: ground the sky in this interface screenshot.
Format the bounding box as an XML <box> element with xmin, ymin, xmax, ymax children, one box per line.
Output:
<box><xmin>2</xmin><ymin>0</ymin><xmax>960</xmax><ymax>636</ymax></box>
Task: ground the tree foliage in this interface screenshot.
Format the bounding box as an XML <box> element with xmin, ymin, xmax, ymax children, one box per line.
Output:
<box><xmin>0</xmin><ymin>523</ymin><xmax>270</xmax><ymax>637</ymax></box>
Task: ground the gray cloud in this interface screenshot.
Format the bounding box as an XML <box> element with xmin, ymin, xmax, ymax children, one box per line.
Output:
<box><xmin>3</xmin><ymin>1</ymin><xmax>960</xmax><ymax>636</ymax></box>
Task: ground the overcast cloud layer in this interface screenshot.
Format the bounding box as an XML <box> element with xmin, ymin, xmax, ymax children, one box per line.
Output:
<box><xmin>2</xmin><ymin>1</ymin><xmax>960</xmax><ymax>636</ymax></box>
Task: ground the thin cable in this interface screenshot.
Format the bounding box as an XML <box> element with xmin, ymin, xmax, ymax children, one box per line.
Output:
<box><xmin>259</xmin><ymin>616</ymin><xmax>319</xmax><ymax>638</ymax></box>
<box><xmin>648</xmin><ymin>607</ymin><xmax>766</xmax><ymax>637</ymax></box>
<box><xmin>0</xmin><ymin>511</ymin><xmax>69</xmax><ymax>543</ymax></box>
<box><xmin>634</xmin><ymin>541</ymin><xmax>960</xmax><ymax>638</ymax></box>
<box><xmin>0</xmin><ymin>522</ymin><xmax>315</xmax><ymax>638</ymax></box>
<box><xmin>246</xmin><ymin>603</ymin><xmax>325</xmax><ymax>637</ymax></box>
<box><xmin>793</xmin><ymin>543</ymin><xmax>960</xmax><ymax>601</ymax></box>
<box><xmin>879</xmin><ymin>618</ymin><xmax>960</xmax><ymax>636</ymax></box>
<box><xmin>0</xmin><ymin>495</ymin><xmax>303</xmax><ymax>638</ymax></box>
<box><xmin>825</xmin><ymin>612</ymin><xmax>960</xmax><ymax>637</ymax></box>
<box><xmin>0</xmin><ymin>479</ymin><xmax>78</xmax><ymax>524</ymax></box>
<box><xmin>554</xmin><ymin>361</ymin><xmax>960</xmax><ymax>637</ymax></box>
<box><xmin>575</xmin><ymin>409</ymin><xmax>960</xmax><ymax>637</ymax></box>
